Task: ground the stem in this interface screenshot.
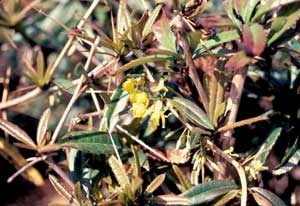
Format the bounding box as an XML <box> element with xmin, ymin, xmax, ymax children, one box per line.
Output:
<box><xmin>217</xmin><ymin>114</ymin><xmax>269</xmax><ymax>133</ymax></box>
<box><xmin>206</xmin><ymin>140</ymin><xmax>247</xmax><ymax>206</ymax></box>
<box><xmin>45</xmin><ymin>158</ymin><xmax>74</xmax><ymax>190</ymax></box>
<box><xmin>7</xmin><ymin>154</ymin><xmax>48</xmax><ymax>183</ymax></box>
<box><xmin>50</xmin><ymin>37</ymin><xmax>100</xmax><ymax>144</ymax></box>
<box><xmin>46</xmin><ymin>0</ymin><xmax>101</xmax><ymax>80</ymax></box>
<box><xmin>220</xmin><ymin>67</ymin><xmax>248</xmax><ymax>149</ymax></box>
<box><xmin>116</xmin><ymin>124</ymin><xmax>169</xmax><ymax>162</ymax></box>
<box><xmin>178</xmin><ymin>33</ymin><xmax>209</xmax><ymax>114</ymax></box>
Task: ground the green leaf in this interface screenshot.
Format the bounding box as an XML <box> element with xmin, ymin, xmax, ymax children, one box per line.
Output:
<box><xmin>168</xmin><ymin>97</ymin><xmax>214</xmax><ymax>130</ymax></box>
<box><xmin>225</xmin><ymin>0</ymin><xmax>243</xmax><ymax>28</ymax></box>
<box><xmin>115</xmin><ymin>54</ymin><xmax>175</xmax><ymax>74</ymax></box>
<box><xmin>193</xmin><ymin>30</ymin><xmax>240</xmax><ymax>57</ymax></box>
<box><xmin>105</xmin><ymin>86</ymin><xmax>129</xmax><ymax>131</ymax></box>
<box><xmin>253</xmin><ymin>0</ymin><xmax>300</xmax><ymax>22</ymax></box>
<box><xmin>173</xmin><ymin>165</ymin><xmax>192</xmax><ymax>192</ymax></box>
<box><xmin>268</xmin><ymin>2</ymin><xmax>300</xmax><ymax>45</ymax></box>
<box><xmin>243</xmin><ymin>0</ymin><xmax>261</xmax><ymax>23</ymax></box>
<box><xmin>108</xmin><ymin>155</ymin><xmax>134</xmax><ymax>200</ymax></box>
<box><xmin>254</xmin><ymin>127</ymin><xmax>282</xmax><ymax>164</ymax></box>
<box><xmin>152</xmin><ymin>10</ymin><xmax>176</xmax><ymax>51</ymax></box>
<box><xmin>251</xmin><ymin>187</ymin><xmax>288</xmax><ymax>206</ymax></box>
<box><xmin>205</xmin><ymin>69</ymin><xmax>226</xmax><ymax>127</ymax></box>
<box><xmin>242</xmin><ymin>23</ymin><xmax>266</xmax><ymax>56</ymax></box>
<box><xmin>59</xmin><ymin>131</ymin><xmax>121</xmax><ymax>155</ymax></box>
<box><xmin>54</xmin><ymin>78</ymin><xmax>75</xmax><ymax>94</ymax></box>
<box><xmin>142</xmin><ymin>4</ymin><xmax>163</xmax><ymax>39</ymax></box>
<box><xmin>36</xmin><ymin>49</ymin><xmax>45</xmax><ymax>81</ymax></box>
<box><xmin>273</xmin><ymin>149</ymin><xmax>300</xmax><ymax>175</ymax></box>
<box><xmin>213</xmin><ymin>190</ymin><xmax>239</xmax><ymax>206</ymax></box>
<box><xmin>181</xmin><ymin>180</ymin><xmax>238</xmax><ymax>205</ymax></box>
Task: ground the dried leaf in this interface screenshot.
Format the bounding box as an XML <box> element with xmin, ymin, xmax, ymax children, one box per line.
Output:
<box><xmin>166</xmin><ymin>149</ymin><xmax>190</xmax><ymax>164</ymax></box>
<box><xmin>242</xmin><ymin>23</ymin><xmax>266</xmax><ymax>56</ymax></box>
<box><xmin>251</xmin><ymin>187</ymin><xmax>288</xmax><ymax>206</ymax></box>
<box><xmin>49</xmin><ymin>175</ymin><xmax>75</xmax><ymax>203</ymax></box>
<box><xmin>0</xmin><ymin>118</ymin><xmax>36</xmax><ymax>148</ymax></box>
<box><xmin>149</xmin><ymin>194</ymin><xmax>192</xmax><ymax>205</ymax></box>
<box><xmin>225</xmin><ymin>51</ymin><xmax>252</xmax><ymax>71</ymax></box>
<box><xmin>173</xmin><ymin>165</ymin><xmax>192</xmax><ymax>192</ymax></box>
<box><xmin>37</xmin><ymin>108</ymin><xmax>51</xmax><ymax>146</ymax></box>
<box><xmin>145</xmin><ymin>173</ymin><xmax>166</xmax><ymax>194</ymax></box>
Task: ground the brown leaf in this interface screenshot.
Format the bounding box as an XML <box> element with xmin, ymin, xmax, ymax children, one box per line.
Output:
<box><xmin>242</xmin><ymin>24</ymin><xmax>266</xmax><ymax>56</ymax></box>
<box><xmin>0</xmin><ymin>118</ymin><xmax>36</xmax><ymax>148</ymax></box>
<box><xmin>37</xmin><ymin>108</ymin><xmax>51</xmax><ymax>146</ymax></box>
<box><xmin>252</xmin><ymin>192</ymin><xmax>272</xmax><ymax>206</ymax></box>
<box><xmin>165</xmin><ymin>149</ymin><xmax>191</xmax><ymax>164</ymax></box>
<box><xmin>225</xmin><ymin>51</ymin><xmax>252</xmax><ymax>71</ymax></box>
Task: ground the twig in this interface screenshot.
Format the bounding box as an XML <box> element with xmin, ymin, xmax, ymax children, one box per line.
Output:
<box><xmin>220</xmin><ymin>67</ymin><xmax>248</xmax><ymax>148</ymax></box>
<box><xmin>217</xmin><ymin>114</ymin><xmax>269</xmax><ymax>133</ymax></box>
<box><xmin>1</xmin><ymin>67</ymin><xmax>11</xmax><ymax>138</ymax></box>
<box><xmin>116</xmin><ymin>124</ymin><xmax>169</xmax><ymax>162</ymax></box>
<box><xmin>206</xmin><ymin>140</ymin><xmax>247</xmax><ymax>206</ymax></box>
<box><xmin>7</xmin><ymin>154</ymin><xmax>48</xmax><ymax>183</ymax></box>
<box><xmin>45</xmin><ymin>0</ymin><xmax>101</xmax><ymax>80</ymax></box>
<box><xmin>45</xmin><ymin>158</ymin><xmax>74</xmax><ymax>190</ymax></box>
<box><xmin>0</xmin><ymin>87</ymin><xmax>42</xmax><ymax>110</ymax></box>
<box><xmin>50</xmin><ymin>36</ymin><xmax>101</xmax><ymax>144</ymax></box>
<box><xmin>177</xmin><ymin>33</ymin><xmax>209</xmax><ymax>114</ymax></box>
<box><xmin>0</xmin><ymin>0</ymin><xmax>101</xmax><ymax>110</ymax></box>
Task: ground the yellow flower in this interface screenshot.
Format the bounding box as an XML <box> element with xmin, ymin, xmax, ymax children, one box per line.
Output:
<box><xmin>134</xmin><ymin>76</ymin><xmax>145</xmax><ymax>86</ymax></box>
<box><xmin>122</xmin><ymin>78</ymin><xmax>135</xmax><ymax>94</ymax></box>
<box><xmin>224</xmin><ymin>146</ymin><xmax>239</xmax><ymax>158</ymax></box>
<box><xmin>151</xmin><ymin>78</ymin><xmax>168</xmax><ymax>93</ymax></box>
<box><xmin>129</xmin><ymin>90</ymin><xmax>149</xmax><ymax>105</ymax></box>
<box><xmin>245</xmin><ymin>160</ymin><xmax>268</xmax><ymax>180</ymax></box>
<box><xmin>131</xmin><ymin>103</ymin><xmax>147</xmax><ymax>118</ymax></box>
<box><xmin>149</xmin><ymin>101</ymin><xmax>165</xmax><ymax>131</ymax></box>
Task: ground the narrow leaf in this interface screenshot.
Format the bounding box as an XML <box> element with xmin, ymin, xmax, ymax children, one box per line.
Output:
<box><xmin>273</xmin><ymin>149</ymin><xmax>300</xmax><ymax>175</ymax></box>
<box><xmin>115</xmin><ymin>54</ymin><xmax>175</xmax><ymax>74</ymax></box>
<box><xmin>243</xmin><ymin>0</ymin><xmax>260</xmax><ymax>23</ymax></box>
<box><xmin>253</xmin><ymin>0</ymin><xmax>300</xmax><ymax>22</ymax></box>
<box><xmin>0</xmin><ymin>118</ymin><xmax>36</xmax><ymax>148</ymax></box>
<box><xmin>168</xmin><ymin>97</ymin><xmax>214</xmax><ymax>130</ymax></box>
<box><xmin>108</xmin><ymin>155</ymin><xmax>133</xmax><ymax>199</ymax></box>
<box><xmin>37</xmin><ymin>49</ymin><xmax>45</xmax><ymax>80</ymax></box>
<box><xmin>142</xmin><ymin>4</ymin><xmax>163</xmax><ymax>39</ymax></box>
<box><xmin>173</xmin><ymin>165</ymin><xmax>192</xmax><ymax>191</ymax></box>
<box><xmin>193</xmin><ymin>30</ymin><xmax>240</xmax><ymax>57</ymax></box>
<box><xmin>145</xmin><ymin>173</ymin><xmax>166</xmax><ymax>194</ymax></box>
<box><xmin>105</xmin><ymin>86</ymin><xmax>129</xmax><ymax>131</ymax></box>
<box><xmin>54</xmin><ymin>78</ymin><xmax>75</xmax><ymax>94</ymax></box>
<box><xmin>181</xmin><ymin>180</ymin><xmax>238</xmax><ymax>205</ymax></box>
<box><xmin>59</xmin><ymin>131</ymin><xmax>121</xmax><ymax>155</ymax></box>
<box><xmin>251</xmin><ymin>187</ymin><xmax>288</xmax><ymax>206</ymax></box>
<box><xmin>37</xmin><ymin>108</ymin><xmax>51</xmax><ymax>146</ymax></box>
<box><xmin>149</xmin><ymin>194</ymin><xmax>192</xmax><ymax>205</ymax></box>
<box><xmin>252</xmin><ymin>191</ymin><xmax>272</xmax><ymax>206</ymax></box>
<box><xmin>254</xmin><ymin>127</ymin><xmax>282</xmax><ymax>164</ymax></box>
<box><xmin>225</xmin><ymin>0</ymin><xmax>243</xmax><ymax>28</ymax></box>
<box><xmin>268</xmin><ymin>2</ymin><xmax>300</xmax><ymax>45</ymax></box>
<box><xmin>49</xmin><ymin>175</ymin><xmax>74</xmax><ymax>202</ymax></box>
<box><xmin>213</xmin><ymin>190</ymin><xmax>239</xmax><ymax>206</ymax></box>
